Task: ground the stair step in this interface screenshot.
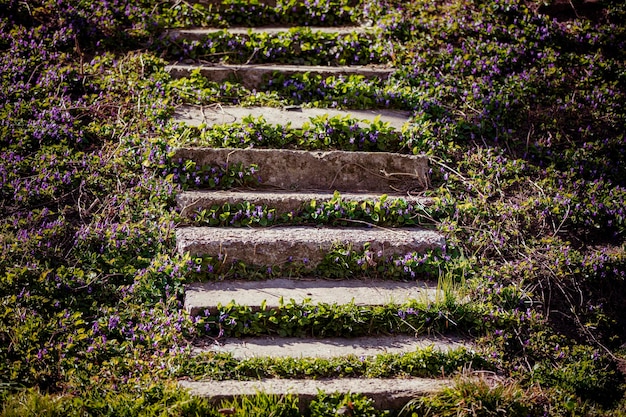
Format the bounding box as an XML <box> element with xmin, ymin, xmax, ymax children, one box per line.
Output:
<box><xmin>173</xmin><ymin>105</ymin><xmax>411</xmax><ymax>130</ymax></box>
<box><xmin>179</xmin><ymin>377</ymin><xmax>453</xmax><ymax>410</ymax></box>
<box><xmin>172</xmin><ymin>148</ymin><xmax>429</xmax><ymax>193</ymax></box>
<box><xmin>165</xmin><ymin>64</ymin><xmax>394</xmax><ymax>88</ymax></box>
<box><xmin>185</xmin><ymin>278</ymin><xmax>440</xmax><ymax>315</ymax></box>
<box><xmin>168</xmin><ymin>26</ymin><xmax>370</xmax><ymax>42</ymax></box>
<box><xmin>177</xmin><ymin>226</ymin><xmax>444</xmax><ymax>269</ymax></box>
<box><xmin>177</xmin><ymin>190</ymin><xmax>431</xmax><ymax>218</ymax></box>
<box><xmin>193</xmin><ymin>335</ymin><xmax>471</xmax><ymax>359</ymax></box>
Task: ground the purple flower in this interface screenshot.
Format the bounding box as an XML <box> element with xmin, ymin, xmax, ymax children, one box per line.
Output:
<box><xmin>108</xmin><ymin>315</ymin><xmax>120</xmax><ymax>330</ymax></box>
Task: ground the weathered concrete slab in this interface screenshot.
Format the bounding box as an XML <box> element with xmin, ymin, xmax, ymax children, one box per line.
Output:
<box><xmin>193</xmin><ymin>335</ymin><xmax>471</xmax><ymax>359</ymax></box>
<box><xmin>168</xmin><ymin>27</ymin><xmax>370</xmax><ymax>42</ymax></box>
<box><xmin>176</xmin><ymin>226</ymin><xmax>444</xmax><ymax>267</ymax></box>
<box><xmin>172</xmin><ymin>148</ymin><xmax>429</xmax><ymax>193</ymax></box>
<box><xmin>165</xmin><ymin>64</ymin><xmax>394</xmax><ymax>88</ymax></box>
<box><xmin>173</xmin><ymin>105</ymin><xmax>411</xmax><ymax>130</ymax></box>
<box><xmin>184</xmin><ymin>278</ymin><xmax>439</xmax><ymax>315</ymax></box>
<box><xmin>179</xmin><ymin>377</ymin><xmax>453</xmax><ymax>410</ymax></box>
<box><xmin>177</xmin><ymin>190</ymin><xmax>431</xmax><ymax>218</ymax></box>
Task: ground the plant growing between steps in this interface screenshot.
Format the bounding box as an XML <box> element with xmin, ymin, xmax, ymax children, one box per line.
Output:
<box><xmin>173</xmin><ymin>114</ymin><xmax>402</xmax><ymax>152</ymax></box>
<box><xmin>152</xmin><ymin>0</ymin><xmax>362</xmax><ymax>29</ymax></box>
<box><xmin>166</xmin><ymin>160</ymin><xmax>261</xmax><ymax>189</ymax></box>
<box><xmin>169</xmin><ymin>71</ymin><xmax>414</xmax><ymax>109</ymax></box>
<box><xmin>162</xmin><ymin>27</ymin><xmax>394</xmax><ymax>66</ymax></box>
<box><xmin>177</xmin><ymin>346</ymin><xmax>492</xmax><ymax>380</ymax></box>
<box><xmin>309</xmin><ymin>392</ymin><xmax>382</xmax><ymax>417</ymax></box>
<box><xmin>184</xmin><ymin>192</ymin><xmax>434</xmax><ymax>228</ymax></box>
<box><xmin>186</xmin><ymin>242</ymin><xmax>452</xmax><ymax>281</ymax></box>
<box><xmin>212</xmin><ymin>391</ymin><xmax>300</xmax><ymax>417</ymax></box>
<box><xmin>189</xmin><ymin>295</ymin><xmax>515</xmax><ymax>339</ymax></box>
<box><xmin>399</xmin><ymin>377</ymin><xmax>544</xmax><ymax>417</ymax></box>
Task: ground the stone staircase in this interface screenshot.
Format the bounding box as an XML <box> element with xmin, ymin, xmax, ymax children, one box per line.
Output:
<box><xmin>166</xmin><ymin>2</ymin><xmax>482</xmax><ymax>412</ymax></box>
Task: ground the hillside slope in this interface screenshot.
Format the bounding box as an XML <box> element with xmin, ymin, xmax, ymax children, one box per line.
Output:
<box><xmin>1</xmin><ymin>0</ymin><xmax>625</xmax><ymax>415</ymax></box>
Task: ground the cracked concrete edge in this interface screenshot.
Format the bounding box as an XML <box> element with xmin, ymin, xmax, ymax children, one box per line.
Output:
<box><xmin>176</xmin><ymin>226</ymin><xmax>445</xmax><ymax>266</ymax></box>
<box><xmin>172</xmin><ymin>147</ymin><xmax>430</xmax><ymax>194</ymax></box>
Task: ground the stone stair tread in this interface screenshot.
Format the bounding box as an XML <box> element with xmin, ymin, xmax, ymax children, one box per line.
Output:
<box><xmin>177</xmin><ymin>226</ymin><xmax>444</xmax><ymax>267</ymax></box>
<box><xmin>165</xmin><ymin>64</ymin><xmax>394</xmax><ymax>87</ymax></box>
<box><xmin>168</xmin><ymin>26</ymin><xmax>370</xmax><ymax>41</ymax></box>
<box><xmin>173</xmin><ymin>147</ymin><xmax>429</xmax><ymax>193</ymax></box>
<box><xmin>179</xmin><ymin>377</ymin><xmax>453</xmax><ymax>409</ymax></box>
<box><xmin>173</xmin><ymin>105</ymin><xmax>411</xmax><ymax>130</ymax></box>
<box><xmin>177</xmin><ymin>189</ymin><xmax>431</xmax><ymax>217</ymax></box>
<box><xmin>193</xmin><ymin>335</ymin><xmax>472</xmax><ymax>358</ymax></box>
<box><xmin>185</xmin><ymin>278</ymin><xmax>441</xmax><ymax>315</ymax></box>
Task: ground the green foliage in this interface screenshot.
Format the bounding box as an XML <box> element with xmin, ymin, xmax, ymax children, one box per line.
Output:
<box><xmin>531</xmin><ymin>344</ymin><xmax>624</xmax><ymax>407</ymax></box>
<box><xmin>216</xmin><ymin>392</ymin><xmax>300</xmax><ymax>417</ymax></box>
<box><xmin>169</xmin><ymin>71</ymin><xmax>413</xmax><ymax>110</ymax></box>
<box><xmin>2</xmin><ymin>0</ymin><xmax>626</xmax><ymax>414</ymax></box>
<box><xmin>185</xmin><ymin>192</ymin><xmax>434</xmax><ymax>229</ymax></box>
<box><xmin>154</xmin><ymin>0</ymin><xmax>361</xmax><ymax>29</ymax></box>
<box><xmin>162</xmin><ymin>27</ymin><xmax>392</xmax><ymax>66</ymax></box>
<box><xmin>190</xmin><ymin>295</ymin><xmax>504</xmax><ymax>339</ymax></box>
<box><xmin>401</xmin><ymin>378</ymin><xmax>543</xmax><ymax>417</ymax></box>
<box><xmin>168</xmin><ymin>160</ymin><xmax>261</xmax><ymax>190</ymax></box>
<box><xmin>181</xmin><ymin>347</ymin><xmax>490</xmax><ymax>380</ymax></box>
<box><xmin>0</xmin><ymin>384</ymin><xmax>218</xmax><ymax>417</ymax></box>
<box><xmin>309</xmin><ymin>392</ymin><xmax>383</xmax><ymax>417</ymax></box>
<box><xmin>187</xmin><ymin>242</ymin><xmax>449</xmax><ymax>281</ymax></box>
<box><xmin>173</xmin><ymin>114</ymin><xmax>400</xmax><ymax>152</ymax></box>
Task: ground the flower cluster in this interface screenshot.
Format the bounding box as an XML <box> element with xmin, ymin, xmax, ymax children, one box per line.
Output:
<box><xmin>166</xmin><ymin>159</ymin><xmax>261</xmax><ymax>189</ymax></box>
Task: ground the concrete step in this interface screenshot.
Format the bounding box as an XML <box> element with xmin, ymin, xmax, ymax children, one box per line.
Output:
<box><xmin>179</xmin><ymin>377</ymin><xmax>453</xmax><ymax>410</ymax></box>
<box><xmin>184</xmin><ymin>278</ymin><xmax>440</xmax><ymax>315</ymax></box>
<box><xmin>177</xmin><ymin>190</ymin><xmax>431</xmax><ymax>218</ymax></box>
<box><xmin>177</xmin><ymin>226</ymin><xmax>444</xmax><ymax>269</ymax></box>
<box><xmin>173</xmin><ymin>105</ymin><xmax>411</xmax><ymax>130</ymax></box>
<box><xmin>172</xmin><ymin>148</ymin><xmax>429</xmax><ymax>193</ymax></box>
<box><xmin>165</xmin><ymin>64</ymin><xmax>394</xmax><ymax>89</ymax></box>
<box><xmin>168</xmin><ymin>26</ymin><xmax>371</xmax><ymax>42</ymax></box>
<box><xmin>193</xmin><ymin>335</ymin><xmax>471</xmax><ymax>359</ymax></box>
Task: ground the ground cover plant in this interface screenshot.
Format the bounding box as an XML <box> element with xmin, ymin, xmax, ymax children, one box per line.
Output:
<box><xmin>169</xmin><ymin>71</ymin><xmax>414</xmax><ymax>109</ymax></box>
<box><xmin>172</xmin><ymin>114</ymin><xmax>401</xmax><ymax>151</ymax></box>
<box><xmin>180</xmin><ymin>192</ymin><xmax>434</xmax><ymax>229</ymax></box>
<box><xmin>155</xmin><ymin>0</ymin><xmax>362</xmax><ymax>29</ymax></box>
<box><xmin>161</xmin><ymin>28</ymin><xmax>393</xmax><ymax>66</ymax></box>
<box><xmin>1</xmin><ymin>0</ymin><xmax>626</xmax><ymax>415</ymax></box>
